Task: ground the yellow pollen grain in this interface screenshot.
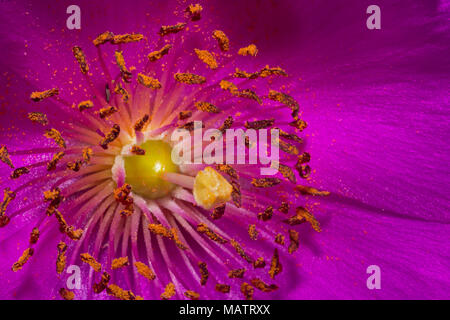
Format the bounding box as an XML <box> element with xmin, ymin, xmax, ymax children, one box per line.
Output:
<box><xmin>212</xmin><ymin>30</ymin><xmax>229</xmax><ymax>51</ymax></box>
<box><xmin>238</xmin><ymin>44</ymin><xmax>258</xmax><ymax>56</ymax></box>
<box><xmin>194</xmin><ymin>49</ymin><xmax>218</xmax><ymax>69</ymax></box>
<box><xmin>193</xmin><ymin>167</ymin><xmax>232</xmax><ymax>210</ymax></box>
<box><xmin>137</xmin><ymin>73</ymin><xmax>161</xmax><ymax>89</ymax></box>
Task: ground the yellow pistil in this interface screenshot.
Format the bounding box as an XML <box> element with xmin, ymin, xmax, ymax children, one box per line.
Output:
<box><xmin>124</xmin><ymin>140</ymin><xmax>178</xmax><ymax>199</ymax></box>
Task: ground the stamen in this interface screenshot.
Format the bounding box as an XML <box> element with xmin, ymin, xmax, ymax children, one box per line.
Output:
<box><xmin>228</xmin><ymin>268</ymin><xmax>245</xmax><ymax>278</ymax></box>
<box><xmin>274</xmin><ymin>127</ymin><xmax>303</xmax><ymax>143</ymax></box>
<box><xmin>234</xmin><ymin>66</ymin><xmax>287</xmax><ymax>79</ymax></box>
<box><xmin>134</xmin><ymin>261</ymin><xmax>156</xmax><ymax>281</ymax></box>
<box><xmin>131</xmin><ymin>145</ymin><xmax>145</xmax><ymax>155</ymax></box>
<box><xmin>56</xmin><ymin>241</ymin><xmax>67</xmax><ymax>274</ymax></box>
<box><xmin>219</xmin><ymin>80</ymin><xmax>238</xmax><ymax>93</ymax></box>
<box><xmin>220</xmin><ymin>80</ymin><xmax>261</xmax><ymax>104</ymax></box>
<box><xmin>297</xmin><ymin>152</ymin><xmax>311</xmax><ymax>164</ymax></box>
<box><xmin>47</xmin><ymin>151</ymin><xmax>65</xmax><ymax>171</ymax></box>
<box><xmin>257</xmin><ymin>205</ymin><xmax>273</xmax><ymax>221</ymax></box>
<box><xmin>230</xmin><ymin>239</ymin><xmax>253</xmax><ymax>263</ymax></box>
<box><xmin>174</xmin><ymin>72</ymin><xmax>206</xmax><ymax>85</ymax></box>
<box><xmin>236</xmin><ymin>89</ymin><xmax>262</xmax><ymax>104</ymax></box>
<box><xmin>148</xmin><ymin>224</ymin><xmax>187</xmax><ymax>250</ymax></box>
<box><xmin>59</xmin><ymin>288</ymin><xmax>75</xmax><ymax>300</ymax></box>
<box><xmin>251</xmin><ymin>178</ymin><xmax>281</xmax><ymax>188</ymax></box>
<box><xmin>212</xmin><ymin>30</ymin><xmax>229</xmax><ymax>51</ymax></box>
<box><xmin>28</xmin><ymin>112</ymin><xmax>48</xmax><ymax>125</ymax></box>
<box><xmin>114</xmin><ymin>82</ymin><xmax>129</xmax><ymax>102</ymax></box>
<box><xmin>184</xmin><ymin>290</ymin><xmax>200</xmax><ymax>300</ymax></box>
<box><xmin>0</xmin><ymin>146</ymin><xmax>14</xmax><ymax>168</ymax></box>
<box><xmin>195</xmin><ymin>101</ymin><xmax>221</xmax><ymax>113</ymax></box>
<box><xmin>178</xmin><ymin>110</ymin><xmax>192</xmax><ymax>120</ymax></box>
<box><xmin>234</xmin><ymin>68</ymin><xmax>259</xmax><ymax>79</ymax></box>
<box><xmin>44</xmin><ymin>128</ymin><xmax>66</xmax><ymax>148</ymax></box>
<box><xmin>241</xmin><ymin>282</ymin><xmax>254</xmax><ymax>300</ymax></box>
<box><xmin>29</xmin><ymin>227</ymin><xmax>40</xmax><ymax>244</ymax></box>
<box><xmin>10</xmin><ymin>167</ymin><xmax>30</xmax><ymax>179</ymax></box>
<box><xmin>67</xmin><ymin>160</ymin><xmax>83</xmax><ymax>172</ymax></box>
<box><xmin>295</xmin><ymin>185</ymin><xmax>330</xmax><ymax>196</ymax></box>
<box><xmin>296</xmin><ymin>163</ymin><xmax>311</xmax><ymax>179</ymax></box>
<box><xmin>278</xmin><ymin>163</ymin><xmax>296</xmax><ymax>183</ymax></box>
<box><xmin>238</xmin><ymin>44</ymin><xmax>258</xmax><ymax>56</ymax></box>
<box><xmin>93</xmin><ymin>31</ymin><xmax>114</xmax><ymax>46</ymax></box>
<box><xmin>99</xmin><ymin>106</ymin><xmax>118</xmax><ymax>119</ymax></box>
<box><xmin>111</xmin><ymin>33</ymin><xmax>143</xmax><ymax>44</ymax></box>
<box><xmin>268</xmin><ymin>90</ymin><xmax>299</xmax><ymax>119</ymax></box>
<box><xmin>107</xmin><ymin>284</ymin><xmax>143</xmax><ymax>300</ymax></box>
<box><xmin>134</xmin><ymin>114</ymin><xmax>150</xmax><ymax>132</ymax></box>
<box><xmin>185</xmin><ymin>4</ymin><xmax>203</xmax><ymax>21</ymax></box>
<box><xmin>268</xmin><ymin>248</ymin><xmax>282</xmax><ymax>279</ymax></box>
<box><xmin>215</xmin><ymin>284</ymin><xmax>230</xmax><ymax>293</ymax></box>
<box><xmin>1</xmin><ymin>188</ymin><xmax>16</xmax><ymax>226</ymax></box>
<box><xmin>245</xmin><ymin>119</ymin><xmax>274</xmax><ymax>129</ymax></box>
<box><xmin>275</xmin><ymin>233</ymin><xmax>285</xmax><ymax>245</ymax></box>
<box><xmin>197</xmin><ymin>223</ymin><xmax>228</xmax><ymax>244</ymax></box>
<box><xmin>219</xmin><ymin>116</ymin><xmax>233</xmax><ymax>133</ymax></box>
<box><xmin>30</xmin><ymin>88</ymin><xmax>59</xmax><ymax>102</ymax></box>
<box><xmin>289</xmin><ymin>119</ymin><xmax>308</xmax><ymax>131</ymax></box>
<box><xmin>250</xmin><ymin>278</ymin><xmax>278</xmax><ymax>292</ymax></box>
<box><xmin>77</xmin><ymin>100</ymin><xmax>94</xmax><ymax>112</ymax></box>
<box><xmin>148</xmin><ymin>44</ymin><xmax>172</xmax><ymax>62</ymax></box>
<box><xmin>111</xmin><ymin>256</ymin><xmax>129</xmax><ymax>269</ymax></box>
<box><xmin>211</xmin><ymin>204</ymin><xmax>225</xmax><ymax>220</ymax></box>
<box><xmin>93</xmin><ymin>272</ymin><xmax>111</xmax><ymax>293</ymax></box>
<box><xmin>288</xmin><ymin>229</ymin><xmax>299</xmax><ymax>254</ymax></box>
<box><xmin>159</xmin><ymin>23</ymin><xmax>187</xmax><ymax>36</ymax></box>
<box><xmin>82</xmin><ymin>147</ymin><xmax>93</xmax><ymax>163</ymax></box>
<box><xmin>216</xmin><ymin>164</ymin><xmax>238</xmax><ymax>179</ymax></box>
<box><xmin>137</xmin><ymin>73</ymin><xmax>162</xmax><ymax>89</ymax></box>
<box><xmin>43</xmin><ymin>187</ymin><xmax>63</xmax><ymax>216</ymax></box>
<box><xmin>12</xmin><ymin>248</ymin><xmax>33</xmax><ymax>272</ymax></box>
<box><xmin>295</xmin><ymin>206</ymin><xmax>321</xmax><ymax>231</ymax></box>
<box><xmin>253</xmin><ymin>257</ymin><xmax>266</xmax><ymax>269</ymax></box>
<box><xmin>278</xmin><ymin>201</ymin><xmax>289</xmax><ymax>214</ymax></box>
<box><xmin>72</xmin><ymin>46</ymin><xmax>89</xmax><ymax>74</ymax></box>
<box><xmin>80</xmin><ymin>253</ymin><xmax>102</xmax><ymax>272</ymax></box>
<box><xmin>258</xmin><ymin>65</ymin><xmax>288</xmax><ymax>78</ymax></box>
<box><xmin>160</xmin><ymin>282</ymin><xmax>176</xmax><ymax>300</ymax></box>
<box><xmin>115</xmin><ymin>51</ymin><xmax>132</xmax><ymax>83</ymax></box>
<box><xmin>99</xmin><ymin>124</ymin><xmax>120</xmax><ymax>149</ymax></box>
<box><xmin>198</xmin><ymin>261</ymin><xmax>209</xmax><ymax>285</ymax></box>
<box><xmin>248</xmin><ymin>224</ymin><xmax>258</xmax><ymax>240</ymax></box>
<box><xmin>277</xmin><ymin>139</ymin><xmax>299</xmax><ymax>155</ymax></box>
<box><xmin>194</xmin><ymin>49</ymin><xmax>218</xmax><ymax>69</ymax></box>
<box><xmin>230</xmin><ymin>180</ymin><xmax>241</xmax><ymax>208</ymax></box>
<box><xmin>55</xmin><ymin>210</ymin><xmax>84</xmax><ymax>240</ymax></box>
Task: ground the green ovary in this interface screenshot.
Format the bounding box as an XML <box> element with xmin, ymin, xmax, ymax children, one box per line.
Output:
<box><xmin>123</xmin><ymin>140</ymin><xmax>179</xmax><ymax>199</ymax></box>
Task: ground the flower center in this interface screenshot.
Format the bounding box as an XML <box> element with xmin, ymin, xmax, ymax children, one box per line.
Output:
<box><xmin>123</xmin><ymin>140</ymin><xmax>179</xmax><ymax>199</ymax></box>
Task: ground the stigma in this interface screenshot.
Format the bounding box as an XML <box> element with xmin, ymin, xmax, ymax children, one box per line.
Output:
<box><xmin>118</xmin><ymin>140</ymin><xmax>179</xmax><ymax>199</ymax></box>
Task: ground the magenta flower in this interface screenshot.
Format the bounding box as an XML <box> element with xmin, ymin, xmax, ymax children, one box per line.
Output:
<box><xmin>0</xmin><ymin>0</ymin><xmax>449</xmax><ymax>300</ymax></box>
